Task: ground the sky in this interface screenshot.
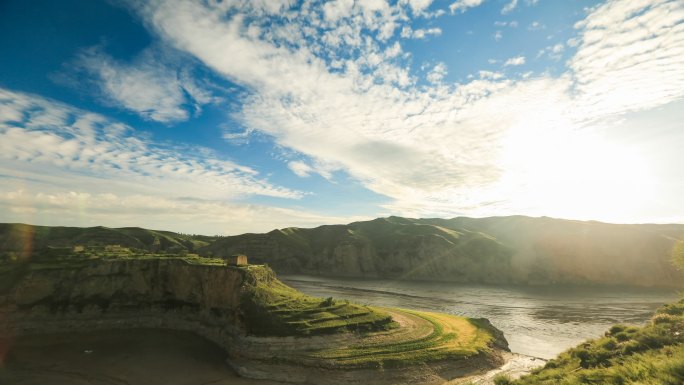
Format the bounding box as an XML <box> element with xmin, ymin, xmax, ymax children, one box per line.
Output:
<box><xmin>0</xmin><ymin>0</ymin><xmax>683</xmax><ymax>235</ymax></box>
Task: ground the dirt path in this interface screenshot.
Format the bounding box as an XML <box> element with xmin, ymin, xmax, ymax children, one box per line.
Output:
<box><xmin>359</xmin><ymin>308</ymin><xmax>436</xmax><ymax>345</ymax></box>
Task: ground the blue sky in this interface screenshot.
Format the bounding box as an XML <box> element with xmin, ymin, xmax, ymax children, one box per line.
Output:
<box><xmin>0</xmin><ymin>0</ymin><xmax>683</xmax><ymax>234</ymax></box>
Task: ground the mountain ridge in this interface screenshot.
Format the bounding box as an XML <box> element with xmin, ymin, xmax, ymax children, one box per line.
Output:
<box><xmin>2</xmin><ymin>215</ymin><xmax>683</xmax><ymax>287</ymax></box>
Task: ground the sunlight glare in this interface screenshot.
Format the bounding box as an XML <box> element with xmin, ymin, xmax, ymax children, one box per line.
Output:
<box><xmin>498</xmin><ymin>116</ymin><xmax>655</xmax><ymax>222</ymax></box>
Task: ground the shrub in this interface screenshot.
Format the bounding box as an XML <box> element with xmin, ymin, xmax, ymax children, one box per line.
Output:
<box><xmin>320</xmin><ymin>296</ymin><xmax>335</xmax><ymax>307</ymax></box>
<box><xmin>573</xmin><ymin>347</ymin><xmax>612</xmax><ymax>368</ymax></box>
<box><xmin>493</xmin><ymin>374</ymin><xmax>512</xmax><ymax>385</ymax></box>
<box><xmin>599</xmin><ymin>338</ymin><xmax>617</xmax><ymax>350</ymax></box>
<box><xmin>609</xmin><ymin>324</ymin><xmax>626</xmax><ymax>335</ymax></box>
<box><xmin>652</xmin><ymin>313</ymin><xmax>678</xmax><ymax>324</ymax></box>
<box><xmin>622</xmin><ymin>340</ymin><xmax>644</xmax><ymax>355</ymax></box>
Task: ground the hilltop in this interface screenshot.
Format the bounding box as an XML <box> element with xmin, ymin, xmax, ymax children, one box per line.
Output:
<box><xmin>2</xmin><ymin>216</ymin><xmax>684</xmax><ymax>287</ymax></box>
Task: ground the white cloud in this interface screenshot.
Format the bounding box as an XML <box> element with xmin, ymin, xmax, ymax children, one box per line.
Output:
<box><xmin>403</xmin><ymin>0</ymin><xmax>434</xmax><ymax>14</ymax></box>
<box><xmin>323</xmin><ymin>0</ymin><xmax>354</xmax><ymax>22</ymax></box>
<box><xmin>449</xmin><ymin>0</ymin><xmax>484</xmax><ymax>14</ymax></box>
<box><xmin>528</xmin><ymin>21</ymin><xmax>544</xmax><ymax>30</ymax></box>
<box><xmin>570</xmin><ymin>0</ymin><xmax>684</xmax><ymax>117</ymax></box>
<box><xmin>494</xmin><ymin>30</ymin><xmax>503</xmax><ymax>41</ymax></box>
<box><xmin>0</xmin><ymin>88</ymin><xmax>380</xmax><ymax>234</ymax></box>
<box><xmin>288</xmin><ymin>161</ymin><xmax>314</xmax><ymax>177</ymax></box>
<box><xmin>495</xmin><ymin>20</ymin><xmax>519</xmax><ymax>28</ymax></box>
<box><xmin>410</xmin><ymin>27</ymin><xmax>442</xmax><ymax>39</ymax></box>
<box><xmin>427</xmin><ymin>62</ymin><xmax>448</xmax><ymax>83</ymax></box>
<box><xmin>501</xmin><ymin>0</ymin><xmax>518</xmax><ymax>14</ymax></box>
<box><xmin>0</xmin><ymin>88</ymin><xmax>301</xmax><ymax>202</ymax></box>
<box><xmin>98</xmin><ymin>0</ymin><xmax>684</xmax><ymax>223</ymax></box>
<box><xmin>504</xmin><ymin>56</ymin><xmax>526</xmax><ymax>66</ymax></box>
<box><xmin>74</xmin><ymin>47</ymin><xmax>218</xmax><ymax>123</ymax></box>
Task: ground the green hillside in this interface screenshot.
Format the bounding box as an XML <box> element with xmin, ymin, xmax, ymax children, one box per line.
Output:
<box><xmin>200</xmin><ymin>216</ymin><xmax>684</xmax><ymax>287</ymax></box>
<box><xmin>503</xmin><ymin>297</ymin><xmax>684</xmax><ymax>385</ymax></box>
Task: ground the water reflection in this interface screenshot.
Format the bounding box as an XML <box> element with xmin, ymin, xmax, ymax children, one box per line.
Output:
<box><xmin>282</xmin><ymin>275</ymin><xmax>678</xmax><ymax>359</ymax></box>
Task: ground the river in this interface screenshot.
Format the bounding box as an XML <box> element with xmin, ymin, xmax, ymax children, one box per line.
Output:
<box><xmin>282</xmin><ymin>275</ymin><xmax>679</xmax><ymax>359</ymax></box>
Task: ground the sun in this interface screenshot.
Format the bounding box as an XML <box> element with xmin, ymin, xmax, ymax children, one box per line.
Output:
<box><xmin>497</xmin><ymin>117</ymin><xmax>655</xmax><ymax>222</ymax></box>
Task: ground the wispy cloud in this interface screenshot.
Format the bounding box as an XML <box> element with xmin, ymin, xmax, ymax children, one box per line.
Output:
<box><xmin>504</xmin><ymin>55</ymin><xmax>526</xmax><ymax>66</ymax></box>
<box><xmin>426</xmin><ymin>62</ymin><xmax>448</xmax><ymax>83</ymax></box>
<box><xmin>73</xmin><ymin>47</ymin><xmax>219</xmax><ymax>123</ymax></box>
<box><xmin>288</xmin><ymin>161</ymin><xmax>314</xmax><ymax>177</ymax></box>
<box><xmin>449</xmin><ymin>0</ymin><xmax>484</xmax><ymax>14</ymax></box>
<box><xmin>401</xmin><ymin>26</ymin><xmax>442</xmax><ymax>39</ymax></box>
<box><xmin>570</xmin><ymin>0</ymin><xmax>684</xmax><ymax>117</ymax></box>
<box><xmin>501</xmin><ymin>0</ymin><xmax>518</xmax><ymax>14</ymax></box>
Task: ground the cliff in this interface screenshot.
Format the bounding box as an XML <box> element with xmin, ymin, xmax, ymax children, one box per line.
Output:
<box><xmin>0</xmin><ymin>258</ymin><xmax>508</xmax><ymax>384</ymax></box>
<box><xmin>0</xmin><ymin>259</ymin><xmax>247</xmax><ymax>339</ymax></box>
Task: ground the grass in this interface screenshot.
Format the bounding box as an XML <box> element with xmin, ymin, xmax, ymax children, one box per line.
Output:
<box><xmin>310</xmin><ymin>309</ymin><xmax>495</xmax><ymax>368</ymax></box>
<box><xmin>512</xmin><ymin>297</ymin><xmax>684</xmax><ymax>385</ymax></box>
<box><xmin>239</xmin><ymin>267</ymin><xmax>397</xmax><ymax>336</ymax></box>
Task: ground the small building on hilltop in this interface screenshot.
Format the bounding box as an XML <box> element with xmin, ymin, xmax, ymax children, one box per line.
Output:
<box><xmin>225</xmin><ymin>254</ymin><xmax>248</xmax><ymax>266</ymax></box>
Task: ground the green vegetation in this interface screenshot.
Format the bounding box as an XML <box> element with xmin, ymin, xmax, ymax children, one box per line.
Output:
<box><xmin>240</xmin><ymin>266</ymin><xmax>396</xmax><ymax>336</ymax></box>
<box><xmin>512</xmin><ymin>298</ymin><xmax>684</xmax><ymax>385</ymax></box>
<box><xmin>311</xmin><ymin>309</ymin><xmax>495</xmax><ymax>367</ymax></box>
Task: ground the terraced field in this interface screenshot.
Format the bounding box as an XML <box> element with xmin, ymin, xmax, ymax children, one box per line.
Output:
<box><xmin>310</xmin><ymin>308</ymin><xmax>496</xmax><ymax>368</ymax></box>
<box><xmin>240</xmin><ymin>269</ymin><xmax>397</xmax><ymax>336</ymax></box>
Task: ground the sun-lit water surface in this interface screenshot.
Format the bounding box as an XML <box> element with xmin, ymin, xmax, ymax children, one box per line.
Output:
<box><xmin>282</xmin><ymin>275</ymin><xmax>679</xmax><ymax>359</ymax></box>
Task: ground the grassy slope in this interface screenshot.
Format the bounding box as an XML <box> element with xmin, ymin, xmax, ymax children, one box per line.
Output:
<box><xmin>201</xmin><ymin>217</ymin><xmax>514</xmax><ymax>279</ymax></box>
<box><xmin>313</xmin><ymin>309</ymin><xmax>496</xmax><ymax>367</ymax></box>
<box><xmin>239</xmin><ymin>265</ymin><xmax>396</xmax><ymax>336</ymax></box>
<box><xmin>502</xmin><ymin>298</ymin><xmax>684</xmax><ymax>385</ymax></box>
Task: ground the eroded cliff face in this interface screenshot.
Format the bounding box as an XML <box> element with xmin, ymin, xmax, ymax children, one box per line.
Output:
<box><xmin>0</xmin><ymin>259</ymin><xmax>510</xmax><ymax>385</ymax></box>
<box><xmin>0</xmin><ymin>259</ymin><xmax>247</xmax><ymax>339</ymax></box>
